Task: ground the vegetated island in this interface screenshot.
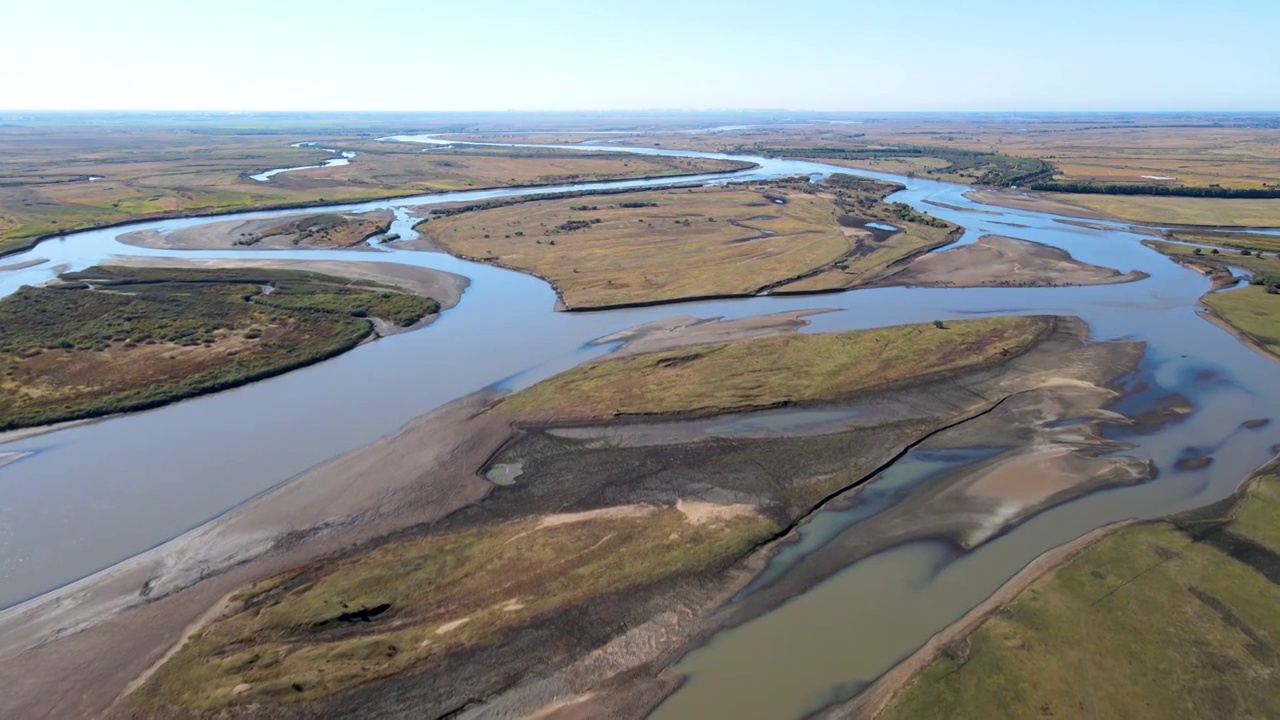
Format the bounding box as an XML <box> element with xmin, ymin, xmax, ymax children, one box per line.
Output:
<box><xmin>1140</xmin><ymin>234</ymin><xmax>1280</xmax><ymax>358</ymax></box>
<box><xmin>119</xmin><ymin>314</ymin><xmax>1153</xmax><ymax>719</ymax></box>
<box><xmin>416</xmin><ymin>174</ymin><xmax>962</xmax><ymax>309</ymax></box>
<box><xmin>868</xmin><ymin>464</ymin><xmax>1280</xmax><ymax>720</ymax></box>
<box><xmin>0</xmin><ymin>264</ymin><xmax>452</xmax><ymax>431</ymax></box>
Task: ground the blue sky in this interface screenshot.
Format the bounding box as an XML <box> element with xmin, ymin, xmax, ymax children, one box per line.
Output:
<box><xmin>4</xmin><ymin>0</ymin><xmax>1277</xmax><ymax>111</ymax></box>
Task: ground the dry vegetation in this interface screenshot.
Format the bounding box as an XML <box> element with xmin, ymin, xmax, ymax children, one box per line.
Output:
<box><xmin>879</xmin><ymin>472</ymin><xmax>1280</xmax><ymax>720</ymax></box>
<box><xmin>0</xmin><ymin>127</ymin><xmax>750</xmax><ymax>257</ymax></box>
<box><xmin>498</xmin><ymin>316</ymin><xmax>1050</xmax><ymax>421</ymax></box>
<box><xmin>419</xmin><ymin>176</ymin><xmax>956</xmax><ymax>308</ymax></box>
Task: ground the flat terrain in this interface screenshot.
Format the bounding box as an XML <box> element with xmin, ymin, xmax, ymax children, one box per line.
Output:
<box><xmin>1047</xmin><ymin>194</ymin><xmax>1280</xmax><ymax>227</ymax></box>
<box><xmin>878</xmin><ymin>470</ymin><xmax>1280</xmax><ymax>720</ymax></box>
<box><xmin>872</xmin><ymin>235</ymin><xmax>1146</xmax><ymax>288</ymax></box>
<box><xmin>0</xmin><ymin>265</ymin><xmax>441</xmax><ymax>430</ymax></box>
<box><xmin>499</xmin><ymin>316</ymin><xmax>1049</xmax><ymax>420</ymax></box>
<box><xmin>0</xmin><ymin>126</ymin><xmax>749</xmax><ymax>257</ymax></box>
<box><xmin>420</xmin><ymin>176</ymin><xmax>957</xmax><ymax>308</ymax></box>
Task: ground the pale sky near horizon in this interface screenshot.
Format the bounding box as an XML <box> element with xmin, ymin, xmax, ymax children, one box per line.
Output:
<box><xmin>4</xmin><ymin>0</ymin><xmax>1278</xmax><ymax>112</ymax></box>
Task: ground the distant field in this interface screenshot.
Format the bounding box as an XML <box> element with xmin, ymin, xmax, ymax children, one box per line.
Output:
<box><xmin>499</xmin><ymin>316</ymin><xmax>1049</xmax><ymax>421</ymax></box>
<box><xmin>0</xmin><ymin>127</ymin><xmax>749</xmax><ymax>257</ymax></box>
<box><xmin>879</xmin><ymin>471</ymin><xmax>1280</xmax><ymax>720</ymax></box>
<box><xmin>1048</xmin><ymin>194</ymin><xmax>1280</xmax><ymax>227</ymax></box>
<box><xmin>420</xmin><ymin>177</ymin><xmax>956</xmax><ymax>308</ymax></box>
<box><xmin>0</xmin><ymin>266</ymin><xmax>438</xmax><ymax>430</ymax></box>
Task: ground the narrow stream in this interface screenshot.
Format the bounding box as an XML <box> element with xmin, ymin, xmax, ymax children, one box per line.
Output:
<box><xmin>0</xmin><ymin>136</ymin><xmax>1277</xmax><ymax>718</ymax></box>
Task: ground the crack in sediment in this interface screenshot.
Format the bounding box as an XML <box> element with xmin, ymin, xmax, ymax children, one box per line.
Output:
<box><xmin>738</xmin><ymin>387</ymin><xmax>1037</xmax><ymax>578</ymax></box>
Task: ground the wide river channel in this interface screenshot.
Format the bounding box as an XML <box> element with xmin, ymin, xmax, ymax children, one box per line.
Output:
<box><xmin>2</xmin><ymin>136</ymin><xmax>1279</xmax><ymax>718</ymax></box>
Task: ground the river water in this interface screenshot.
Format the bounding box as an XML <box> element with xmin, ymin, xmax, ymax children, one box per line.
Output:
<box><xmin>1</xmin><ymin>137</ymin><xmax>1278</xmax><ymax>717</ymax></box>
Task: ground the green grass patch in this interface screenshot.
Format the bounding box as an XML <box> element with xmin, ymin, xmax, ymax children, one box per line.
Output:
<box><xmin>1202</xmin><ymin>284</ymin><xmax>1280</xmax><ymax>358</ymax></box>
<box><xmin>881</xmin><ymin>473</ymin><xmax>1280</xmax><ymax>720</ymax></box>
<box><xmin>499</xmin><ymin>316</ymin><xmax>1050</xmax><ymax>421</ymax></box>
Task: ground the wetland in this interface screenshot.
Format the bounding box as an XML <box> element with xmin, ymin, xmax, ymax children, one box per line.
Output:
<box><xmin>1</xmin><ymin>124</ymin><xmax>1279</xmax><ymax>720</ymax></box>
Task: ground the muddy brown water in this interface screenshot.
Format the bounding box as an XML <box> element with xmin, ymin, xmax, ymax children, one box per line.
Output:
<box><xmin>2</xmin><ymin>137</ymin><xmax>1279</xmax><ymax>718</ymax></box>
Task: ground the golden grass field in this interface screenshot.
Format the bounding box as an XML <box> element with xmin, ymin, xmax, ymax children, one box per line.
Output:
<box><xmin>880</xmin><ymin>472</ymin><xmax>1280</xmax><ymax>720</ymax></box>
<box><xmin>420</xmin><ymin>180</ymin><xmax>955</xmax><ymax>308</ymax></box>
<box><xmin>498</xmin><ymin>316</ymin><xmax>1048</xmax><ymax>421</ymax></box>
<box><xmin>0</xmin><ymin>128</ymin><xmax>748</xmax><ymax>256</ymax></box>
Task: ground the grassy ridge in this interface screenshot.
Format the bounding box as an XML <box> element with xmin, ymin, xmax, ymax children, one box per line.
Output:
<box><xmin>880</xmin><ymin>472</ymin><xmax>1280</xmax><ymax>720</ymax></box>
<box><xmin>0</xmin><ymin>266</ymin><xmax>438</xmax><ymax>430</ymax></box>
<box><xmin>499</xmin><ymin>316</ymin><xmax>1050</xmax><ymax>420</ymax></box>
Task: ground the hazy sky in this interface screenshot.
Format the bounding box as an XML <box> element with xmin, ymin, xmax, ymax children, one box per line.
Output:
<box><xmin>5</xmin><ymin>0</ymin><xmax>1278</xmax><ymax>112</ymax></box>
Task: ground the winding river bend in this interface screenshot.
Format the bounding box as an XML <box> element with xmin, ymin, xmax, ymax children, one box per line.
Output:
<box><xmin>2</xmin><ymin>136</ymin><xmax>1279</xmax><ymax>717</ymax></box>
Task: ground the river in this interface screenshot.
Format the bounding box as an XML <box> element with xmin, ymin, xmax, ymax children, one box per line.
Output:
<box><xmin>1</xmin><ymin>136</ymin><xmax>1278</xmax><ymax>718</ymax></box>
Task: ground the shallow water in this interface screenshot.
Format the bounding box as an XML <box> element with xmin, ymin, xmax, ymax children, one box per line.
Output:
<box><xmin>0</xmin><ymin>139</ymin><xmax>1277</xmax><ymax>716</ymax></box>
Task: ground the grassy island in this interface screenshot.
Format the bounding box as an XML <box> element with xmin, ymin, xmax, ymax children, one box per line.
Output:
<box><xmin>0</xmin><ymin>266</ymin><xmax>439</xmax><ymax>430</ymax></box>
<box><xmin>418</xmin><ymin>175</ymin><xmax>958</xmax><ymax>308</ymax></box>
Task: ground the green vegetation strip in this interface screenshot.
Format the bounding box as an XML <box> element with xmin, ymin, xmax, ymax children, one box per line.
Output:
<box><xmin>1141</xmin><ymin>239</ymin><xmax>1280</xmax><ymax>357</ymax></box>
<box><xmin>0</xmin><ymin>266</ymin><xmax>438</xmax><ymax>430</ymax></box>
<box><xmin>130</xmin><ymin>507</ymin><xmax>775</xmax><ymax>712</ymax></box>
<box><xmin>881</xmin><ymin>473</ymin><xmax>1280</xmax><ymax>720</ymax></box>
<box><xmin>499</xmin><ymin>316</ymin><xmax>1050</xmax><ymax>420</ymax></box>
